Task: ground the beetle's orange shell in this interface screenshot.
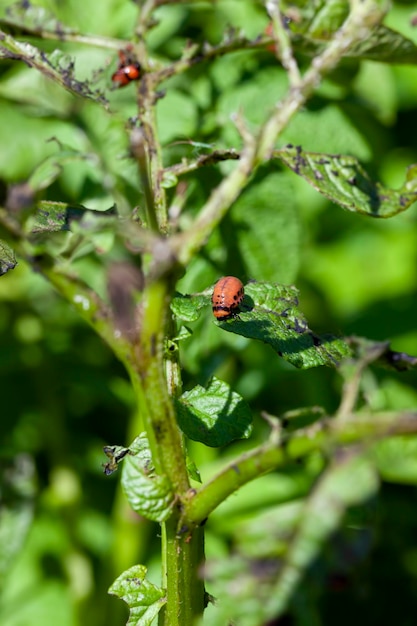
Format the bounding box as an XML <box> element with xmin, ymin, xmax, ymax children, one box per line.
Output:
<box><xmin>112</xmin><ymin>64</ymin><xmax>141</xmax><ymax>87</ymax></box>
<box><xmin>212</xmin><ymin>276</ymin><xmax>244</xmax><ymax>320</ymax></box>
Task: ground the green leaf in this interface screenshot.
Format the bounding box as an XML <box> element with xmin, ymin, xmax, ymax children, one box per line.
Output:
<box><xmin>279</xmin><ymin>0</ymin><xmax>348</xmax><ymax>38</ymax></box>
<box><xmin>373</xmin><ymin>436</ymin><xmax>417</xmax><ymax>484</ymax></box>
<box><xmin>223</xmin><ymin>281</ymin><xmax>352</xmax><ymax>369</ymax></box>
<box><xmin>108</xmin><ymin>564</ymin><xmax>166</xmax><ymax>626</ymax></box>
<box><xmin>171</xmin><ymin>292</ymin><xmax>209</xmax><ymax>323</ymax></box>
<box><xmin>0</xmin><ymin>32</ymin><xmax>107</xmax><ymax>104</ymax></box>
<box><xmin>28</xmin><ymin>149</ymin><xmax>97</xmax><ymax>193</ymax></box>
<box><xmin>26</xmin><ymin>201</ymin><xmax>117</xmax><ymax>234</ymax></box>
<box><xmin>0</xmin><ymin>239</ymin><xmax>17</xmax><ymax>276</ymax></box>
<box><xmin>121</xmin><ymin>435</ymin><xmax>174</xmax><ymax>522</ymax></box>
<box><xmin>347</xmin><ymin>24</ymin><xmax>417</xmax><ymax>64</ymax></box>
<box><xmin>293</xmin><ymin>24</ymin><xmax>417</xmax><ymax>64</ymax></box>
<box><xmin>157</xmin><ymin>90</ymin><xmax>197</xmax><ymax>144</ymax></box>
<box><xmin>0</xmin><ymin>2</ymin><xmax>77</xmax><ymax>36</ymax></box>
<box><xmin>230</xmin><ymin>173</ymin><xmax>300</xmax><ymax>283</ymax></box>
<box><xmin>173</xmin><ymin>280</ymin><xmax>351</xmax><ymax>369</ymax></box>
<box><xmin>176</xmin><ymin>377</ymin><xmax>253</xmax><ymax>447</ymax></box>
<box><xmin>277</xmin><ymin>146</ymin><xmax>417</xmax><ymax>218</ymax></box>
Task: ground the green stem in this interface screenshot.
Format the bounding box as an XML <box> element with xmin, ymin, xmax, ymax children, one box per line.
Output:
<box><xmin>182</xmin><ymin>411</ymin><xmax>417</xmax><ymax>527</ymax></box>
<box><xmin>160</xmin><ymin>517</ymin><xmax>205</xmax><ymax>626</ymax></box>
<box><xmin>135</xmin><ymin>278</ymin><xmax>189</xmax><ymax>491</ymax></box>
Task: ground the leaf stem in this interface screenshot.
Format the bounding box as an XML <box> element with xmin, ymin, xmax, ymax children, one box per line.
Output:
<box><xmin>135</xmin><ymin>278</ymin><xmax>189</xmax><ymax>491</ymax></box>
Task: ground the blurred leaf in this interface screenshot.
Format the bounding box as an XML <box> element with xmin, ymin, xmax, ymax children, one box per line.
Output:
<box><xmin>121</xmin><ymin>435</ymin><xmax>174</xmax><ymax>522</ymax></box>
<box><xmin>277</xmin><ymin>146</ymin><xmax>417</xmax><ymax>218</ymax></box>
<box><xmin>230</xmin><ymin>173</ymin><xmax>300</xmax><ymax>283</ymax></box>
<box><xmin>0</xmin><ymin>1</ymin><xmax>77</xmax><ymax>36</ymax></box>
<box><xmin>285</xmin><ymin>1</ymin><xmax>417</xmax><ymax>63</ymax></box>
<box><xmin>293</xmin><ymin>24</ymin><xmax>417</xmax><ymax>64</ymax></box>
<box><xmin>26</xmin><ymin>201</ymin><xmax>117</xmax><ymax>234</ymax></box>
<box><xmin>157</xmin><ymin>90</ymin><xmax>198</xmax><ymax>144</ymax></box>
<box><xmin>28</xmin><ymin>149</ymin><xmax>97</xmax><ymax>193</ymax></box>
<box><xmin>347</xmin><ymin>24</ymin><xmax>417</xmax><ymax>64</ymax></box>
<box><xmin>0</xmin><ymin>32</ymin><xmax>107</xmax><ymax>104</ymax></box>
<box><xmin>176</xmin><ymin>377</ymin><xmax>253</xmax><ymax>447</ymax></box>
<box><xmin>280</xmin><ymin>0</ymin><xmax>348</xmax><ymax>37</ymax></box>
<box><xmin>206</xmin><ymin>453</ymin><xmax>378</xmax><ymax>626</ymax></box>
<box><xmin>373</xmin><ymin>436</ymin><xmax>417</xmax><ymax>484</ymax></box>
<box><xmin>263</xmin><ymin>453</ymin><xmax>378</xmax><ymax>619</ymax></box>
<box><xmin>302</xmin><ymin>0</ymin><xmax>349</xmax><ymax>38</ymax></box>
<box><xmin>108</xmin><ymin>564</ymin><xmax>166</xmax><ymax>626</ymax></box>
<box><xmin>348</xmin><ymin>336</ymin><xmax>417</xmax><ymax>372</ymax></box>
<box><xmin>235</xmin><ymin>500</ymin><xmax>304</xmax><ymax>559</ymax></box>
<box><xmin>0</xmin><ymin>239</ymin><xmax>17</xmax><ymax>276</ymax></box>
<box><xmin>0</xmin><ymin>454</ymin><xmax>36</xmax><ymax>587</ymax></box>
<box><xmin>217</xmin><ymin>67</ymin><xmax>288</xmax><ymax>146</ymax></box>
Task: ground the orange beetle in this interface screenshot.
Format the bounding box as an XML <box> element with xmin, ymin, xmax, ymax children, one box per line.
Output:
<box><xmin>112</xmin><ymin>49</ymin><xmax>141</xmax><ymax>88</ymax></box>
<box><xmin>112</xmin><ymin>64</ymin><xmax>141</xmax><ymax>87</ymax></box>
<box><xmin>212</xmin><ymin>276</ymin><xmax>244</xmax><ymax>320</ymax></box>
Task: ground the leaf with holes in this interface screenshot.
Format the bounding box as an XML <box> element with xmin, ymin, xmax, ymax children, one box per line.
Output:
<box><xmin>121</xmin><ymin>435</ymin><xmax>174</xmax><ymax>522</ymax></box>
<box><xmin>0</xmin><ymin>240</ymin><xmax>17</xmax><ymax>276</ymax></box>
<box><xmin>277</xmin><ymin>147</ymin><xmax>417</xmax><ymax>218</ymax></box>
<box><xmin>108</xmin><ymin>565</ymin><xmax>166</xmax><ymax>626</ymax></box>
<box><xmin>220</xmin><ymin>281</ymin><xmax>351</xmax><ymax>369</ymax></box>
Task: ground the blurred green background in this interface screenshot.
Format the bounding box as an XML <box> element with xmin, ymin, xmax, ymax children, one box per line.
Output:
<box><xmin>1</xmin><ymin>0</ymin><xmax>417</xmax><ymax>624</ymax></box>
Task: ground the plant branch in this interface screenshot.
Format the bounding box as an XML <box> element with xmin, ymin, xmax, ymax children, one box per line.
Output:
<box><xmin>168</xmin><ymin>0</ymin><xmax>388</xmax><ymax>267</ymax></box>
<box><xmin>266</xmin><ymin>0</ymin><xmax>301</xmax><ymax>86</ymax></box>
<box><xmin>0</xmin><ymin>30</ymin><xmax>107</xmax><ymax>104</ymax></box>
<box><xmin>182</xmin><ymin>411</ymin><xmax>417</xmax><ymax>528</ymax></box>
<box><xmin>164</xmin><ymin>148</ymin><xmax>240</xmax><ymax>178</ymax></box>
<box><xmin>160</xmin><ymin>519</ymin><xmax>205</xmax><ymax>626</ymax></box>
<box><xmin>0</xmin><ymin>20</ymin><xmax>126</xmax><ymax>50</ymax></box>
<box><xmin>135</xmin><ymin>278</ymin><xmax>189</xmax><ymax>492</ymax></box>
<box><xmin>256</xmin><ymin>0</ymin><xmax>388</xmax><ymax>159</ymax></box>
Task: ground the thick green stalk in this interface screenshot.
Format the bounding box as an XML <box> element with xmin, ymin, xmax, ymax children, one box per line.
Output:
<box><xmin>160</xmin><ymin>518</ymin><xmax>205</xmax><ymax>626</ymax></box>
<box><xmin>135</xmin><ymin>278</ymin><xmax>189</xmax><ymax>491</ymax></box>
<box><xmin>137</xmin><ymin>278</ymin><xmax>205</xmax><ymax>624</ymax></box>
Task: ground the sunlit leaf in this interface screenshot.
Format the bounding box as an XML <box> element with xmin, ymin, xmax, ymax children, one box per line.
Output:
<box><xmin>293</xmin><ymin>24</ymin><xmax>417</xmax><ymax>64</ymax></box>
<box><xmin>171</xmin><ymin>292</ymin><xmax>209</xmax><ymax>322</ymax></box>
<box><xmin>222</xmin><ymin>281</ymin><xmax>352</xmax><ymax>369</ymax></box>
<box><xmin>0</xmin><ymin>31</ymin><xmax>107</xmax><ymax>104</ymax></box>
<box><xmin>277</xmin><ymin>147</ymin><xmax>417</xmax><ymax>218</ymax></box>
<box><xmin>0</xmin><ymin>1</ymin><xmax>78</xmax><ymax>36</ymax></box>
<box><xmin>0</xmin><ymin>239</ymin><xmax>17</xmax><ymax>276</ymax></box>
<box><xmin>109</xmin><ymin>564</ymin><xmax>166</xmax><ymax>626</ymax></box>
<box><xmin>26</xmin><ymin>201</ymin><xmax>117</xmax><ymax>234</ymax></box>
<box><xmin>173</xmin><ymin>280</ymin><xmax>351</xmax><ymax>369</ymax></box>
